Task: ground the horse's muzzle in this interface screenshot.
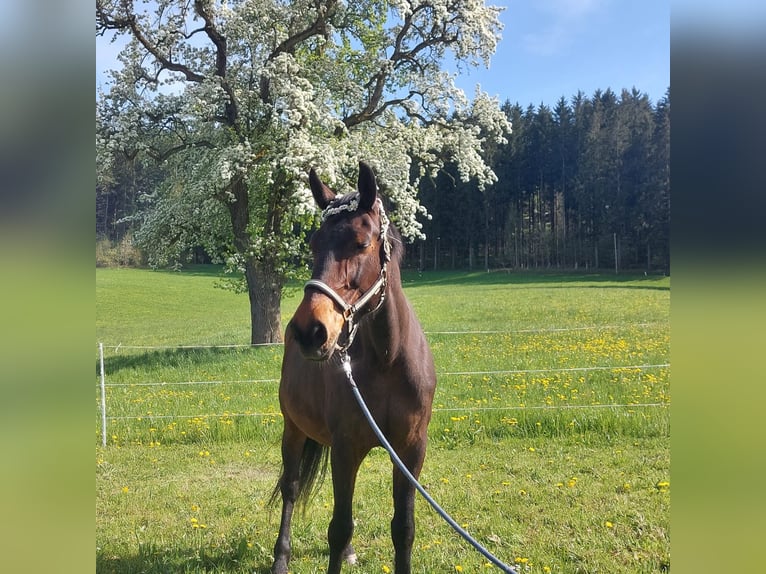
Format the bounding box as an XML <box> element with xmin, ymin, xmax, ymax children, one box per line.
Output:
<box><xmin>289</xmin><ymin>293</ymin><xmax>344</xmax><ymax>361</ymax></box>
<box><xmin>290</xmin><ymin>319</ymin><xmax>335</xmax><ymax>361</ymax></box>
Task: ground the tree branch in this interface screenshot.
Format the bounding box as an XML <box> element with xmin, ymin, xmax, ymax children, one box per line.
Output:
<box><xmin>97</xmin><ymin>1</ymin><xmax>206</xmax><ymax>83</ymax></box>
<box><xmin>146</xmin><ymin>140</ymin><xmax>216</xmax><ymax>163</ymax></box>
<box><xmin>259</xmin><ymin>0</ymin><xmax>338</xmax><ymax>103</ymax></box>
<box><xmin>342</xmin><ymin>4</ymin><xmax>459</xmax><ymax>130</ymax></box>
<box><xmin>193</xmin><ymin>0</ymin><xmax>239</xmax><ymax>127</ymax></box>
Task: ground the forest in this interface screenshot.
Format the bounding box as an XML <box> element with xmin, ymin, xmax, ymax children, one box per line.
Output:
<box><xmin>413</xmin><ymin>87</ymin><xmax>670</xmax><ymax>273</ymax></box>
<box><xmin>96</xmin><ymin>87</ymin><xmax>670</xmax><ymax>274</ymax></box>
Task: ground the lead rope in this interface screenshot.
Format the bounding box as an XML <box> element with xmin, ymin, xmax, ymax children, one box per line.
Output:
<box><xmin>340</xmin><ymin>352</ymin><xmax>518</xmax><ymax>574</ymax></box>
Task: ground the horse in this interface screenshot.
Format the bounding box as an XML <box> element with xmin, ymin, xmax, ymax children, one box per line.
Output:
<box><xmin>269</xmin><ymin>162</ymin><xmax>437</xmax><ymax>574</ymax></box>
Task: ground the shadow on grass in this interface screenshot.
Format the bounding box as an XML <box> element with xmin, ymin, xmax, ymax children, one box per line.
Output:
<box><xmin>96</xmin><ymin>345</ymin><xmax>279</xmax><ymax>378</ymax></box>
<box><xmin>148</xmin><ymin>264</ymin><xmax>231</xmax><ymax>278</ymax></box>
<box><xmin>400</xmin><ymin>269</ymin><xmax>670</xmax><ymax>291</ymax></box>
<box><xmin>96</xmin><ymin>538</ymin><xmax>330</xmax><ymax>574</ymax></box>
<box><xmin>144</xmin><ymin>264</ymin><xmax>669</xmax><ymax>291</ymax></box>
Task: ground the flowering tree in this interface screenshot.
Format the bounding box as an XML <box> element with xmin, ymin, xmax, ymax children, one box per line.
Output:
<box><xmin>97</xmin><ymin>0</ymin><xmax>510</xmax><ymax>343</ymax></box>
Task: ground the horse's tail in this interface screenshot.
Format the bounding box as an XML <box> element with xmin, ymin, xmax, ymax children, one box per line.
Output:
<box><xmin>269</xmin><ymin>438</ymin><xmax>329</xmax><ymax>511</ymax></box>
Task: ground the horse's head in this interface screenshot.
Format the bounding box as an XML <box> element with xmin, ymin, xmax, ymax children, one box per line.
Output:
<box><xmin>289</xmin><ymin>162</ymin><xmax>392</xmax><ymax>361</ymax></box>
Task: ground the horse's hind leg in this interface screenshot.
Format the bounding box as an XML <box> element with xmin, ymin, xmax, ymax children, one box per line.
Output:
<box><xmin>271</xmin><ymin>419</ymin><xmax>306</xmax><ymax>574</ymax></box>
<box><xmin>391</xmin><ymin>440</ymin><xmax>427</xmax><ymax>574</ymax></box>
<box><xmin>326</xmin><ymin>446</ymin><xmax>364</xmax><ymax>574</ymax></box>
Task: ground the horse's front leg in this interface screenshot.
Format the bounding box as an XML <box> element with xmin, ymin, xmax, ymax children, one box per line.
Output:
<box><xmin>271</xmin><ymin>419</ymin><xmax>306</xmax><ymax>574</ymax></box>
<box><xmin>391</xmin><ymin>439</ymin><xmax>427</xmax><ymax>574</ymax></box>
<box><xmin>327</xmin><ymin>445</ymin><xmax>364</xmax><ymax>574</ymax></box>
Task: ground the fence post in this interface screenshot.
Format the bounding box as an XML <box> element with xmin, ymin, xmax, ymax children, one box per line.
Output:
<box><xmin>99</xmin><ymin>343</ymin><xmax>107</xmax><ymax>447</ymax></box>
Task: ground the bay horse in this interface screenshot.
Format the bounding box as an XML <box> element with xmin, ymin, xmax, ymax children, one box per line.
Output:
<box><xmin>270</xmin><ymin>162</ymin><xmax>436</xmax><ymax>574</ymax></box>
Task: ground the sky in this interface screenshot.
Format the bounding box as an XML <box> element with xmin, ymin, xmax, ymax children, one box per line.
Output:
<box><xmin>96</xmin><ymin>0</ymin><xmax>670</xmax><ymax>108</ymax></box>
<box><xmin>453</xmin><ymin>0</ymin><xmax>670</xmax><ymax>107</ymax></box>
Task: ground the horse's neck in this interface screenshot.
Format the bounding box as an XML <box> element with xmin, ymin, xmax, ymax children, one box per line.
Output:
<box><xmin>361</xmin><ymin>273</ymin><xmax>408</xmax><ymax>365</ymax></box>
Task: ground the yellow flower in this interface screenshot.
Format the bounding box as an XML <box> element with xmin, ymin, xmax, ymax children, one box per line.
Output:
<box><xmin>121</xmin><ymin>486</ymin><xmax>129</xmax><ymax>494</ymax></box>
<box><xmin>382</xmin><ymin>566</ymin><xmax>391</xmax><ymax>573</ymax></box>
<box><xmin>605</xmin><ymin>521</ymin><xmax>614</xmax><ymax>528</ymax></box>
<box><xmin>455</xmin><ymin>565</ymin><xmax>464</xmax><ymax>572</ymax></box>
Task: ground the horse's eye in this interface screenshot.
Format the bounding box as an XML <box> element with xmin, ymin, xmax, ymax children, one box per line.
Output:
<box><xmin>357</xmin><ymin>240</ymin><xmax>371</xmax><ymax>251</ymax></box>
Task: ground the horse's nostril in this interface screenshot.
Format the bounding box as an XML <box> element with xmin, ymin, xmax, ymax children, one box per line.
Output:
<box><xmin>292</xmin><ymin>319</ymin><xmax>329</xmax><ymax>353</ymax></box>
<box><xmin>309</xmin><ymin>321</ymin><xmax>328</xmax><ymax>348</ymax></box>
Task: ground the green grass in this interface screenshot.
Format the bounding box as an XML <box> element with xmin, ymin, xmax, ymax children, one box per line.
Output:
<box><xmin>96</xmin><ymin>266</ymin><xmax>670</xmax><ymax>573</ymax></box>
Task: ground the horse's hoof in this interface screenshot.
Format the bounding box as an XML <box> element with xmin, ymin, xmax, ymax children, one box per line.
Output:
<box><xmin>342</xmin><ymin>543</ymin><xmax>358</xmax><ymax>565</ymax></box>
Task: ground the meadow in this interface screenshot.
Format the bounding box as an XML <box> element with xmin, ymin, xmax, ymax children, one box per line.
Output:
<box><xmin>96</xmin><ymin>266</ymin><xmax>670</xmax><ymax>574</ymax></box>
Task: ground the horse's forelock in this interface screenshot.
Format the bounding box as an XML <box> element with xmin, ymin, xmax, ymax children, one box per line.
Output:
<box><xmin>321</xmin><ymin>192</ymin><xmax>360</xmax><ymax>222</ymax></box>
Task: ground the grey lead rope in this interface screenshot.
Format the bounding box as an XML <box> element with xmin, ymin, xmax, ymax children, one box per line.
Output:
<box><xmin>340</xmin><ymin>352</ymin><xmax>518</xmax><ymax>574</ymax></box>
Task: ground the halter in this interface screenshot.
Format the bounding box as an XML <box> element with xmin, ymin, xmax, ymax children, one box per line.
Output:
<box><xmin>304</xmin><ymin>196</ymin><xmax>391</xmax><ymax>353</ymax></box>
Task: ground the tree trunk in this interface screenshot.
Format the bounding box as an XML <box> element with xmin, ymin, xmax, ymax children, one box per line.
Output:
<box><xmin>225</xmin><ymin>175</ymin><xmax>284</xmax><ymax>344</ymax></box>
<box><xmin>594</xmin><ymin>239</ymin><xmax>599</xmax><ymax>269</ymax></box>
<box><xmin>484</xmin><ymin>200</ymin><xmax>490</xmax><ymax>272</ymax></box>
<box><xmin>244</xmin><ymin>258</ymin><xmax>283</xmax><ymax>344</ymax></box>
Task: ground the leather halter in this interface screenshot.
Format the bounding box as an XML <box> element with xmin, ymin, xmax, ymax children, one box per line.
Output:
<box><xmin>303</xmin><ymin>197</ymin><xmax>391</xmax><ymax>353</ymax></box>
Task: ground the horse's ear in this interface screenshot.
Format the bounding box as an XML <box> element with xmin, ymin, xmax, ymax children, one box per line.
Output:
<box><xmin>309</xmin><ymin>168</ymin><xmax>335</xmax><ymax>210</ymax></box>
<box><xmin>357</xmin><ymin>161</ymin><xmax>377</xmax><ymax>212</ymax></box>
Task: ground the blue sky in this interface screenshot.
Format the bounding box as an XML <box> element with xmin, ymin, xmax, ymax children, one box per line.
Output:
<box><xmin>454</xmin><ymin>0</ymin><xmax>669</xmax><ymax>107</ymax></box>
<box><xmin>97</xmin><ymin>0</ymin><xmax>670</xmax><ymax>108</ymax></box>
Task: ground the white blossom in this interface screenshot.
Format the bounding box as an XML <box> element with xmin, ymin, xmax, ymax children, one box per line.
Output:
<box><xmin>97</xmin><ymin>0</ymin><xmax>511</xmax><ymax>264</ymax></box>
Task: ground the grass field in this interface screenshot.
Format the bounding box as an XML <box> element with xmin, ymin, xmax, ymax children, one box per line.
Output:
<box><xmin>96</xmin><ymin>266</ymin><xmax>670</xmax><ymax>574</ymax></box>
